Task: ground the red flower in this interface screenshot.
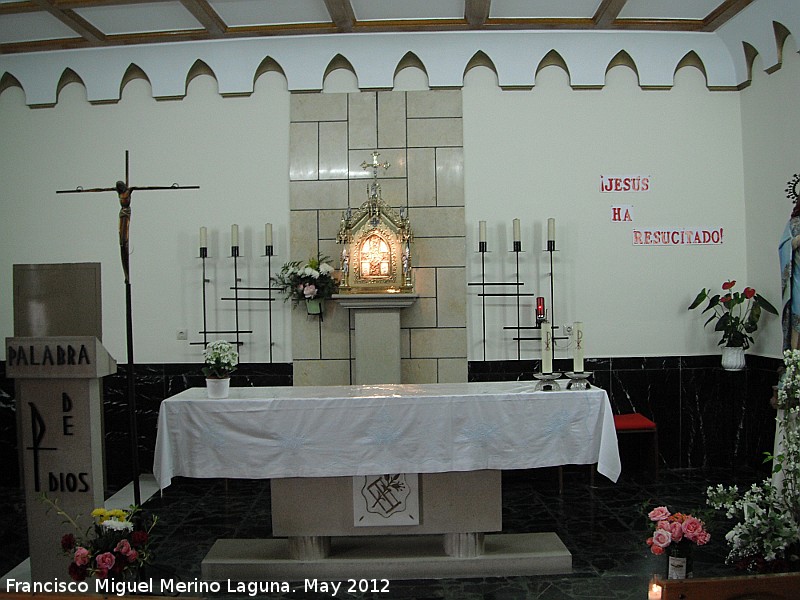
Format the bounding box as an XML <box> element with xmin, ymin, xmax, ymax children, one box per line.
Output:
<box><xmin>722</xmin><ymin>280</ymin><xmax>736</xmax><ymax>290</ymax></box>
<box><xmin>68</xmin><ymin>562</ymin><xmax>87</xmax><ymax>582</ymax></box>
<box><xmin>131</xmin><ymin>530</ymin><xmax>149</xmax><ymax>547</ymax></box>
<box><xmin>61</xmin><ymin>533</ymin><xmax>75</xmax><ymax>551</ymax></box>
<box><xmin>720</xmin><ymin>294</ymin><xmax>732</xmax><ymax>304</ymax></box>
<box><xmin>744</xmin><ymin>287</ymin><xmax>756</xmax><ymax>299</ymax></box>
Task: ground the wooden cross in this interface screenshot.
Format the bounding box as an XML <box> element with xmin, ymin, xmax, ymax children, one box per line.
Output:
<box><xmin>57</xmin><ymin>151</ymin><xmax>199</xmax><ymax>505</ymax></box>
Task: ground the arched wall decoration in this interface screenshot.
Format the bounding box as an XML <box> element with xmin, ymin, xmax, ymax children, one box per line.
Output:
<box><xmin>0</xmin><ymin>2</ymin><xmax>798</xmax><ymax>107</ymax></box>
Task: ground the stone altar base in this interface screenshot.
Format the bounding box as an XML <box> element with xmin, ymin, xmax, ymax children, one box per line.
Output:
<box><xmin>200</xmin><ymin>533</ymin><xmax>571</xmax><ymax>581</ymax></box>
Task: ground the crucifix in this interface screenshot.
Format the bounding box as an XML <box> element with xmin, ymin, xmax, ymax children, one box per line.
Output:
<box><xmin>57</xmin><ymin>151</ymin><xmax>199</xmax><ymax>506</ymax></box>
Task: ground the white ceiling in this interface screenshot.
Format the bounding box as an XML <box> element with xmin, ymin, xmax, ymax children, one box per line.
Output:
<box><xmin>0</xmin><ymin>0</ymin><xmax>754</xmax><ymax>54</ymax></box>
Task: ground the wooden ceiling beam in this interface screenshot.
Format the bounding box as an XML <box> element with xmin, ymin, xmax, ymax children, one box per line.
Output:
<box><xmin>179</xmin><ymin>0</ymin><xmax>226</xmax><ymax>37</ymax></box>
<box><xmin>324</xmin><ymin>0</ymin><xmax>354</xmax><ymax>32</ymax></box>
<box><xmin>465</xmin><ymin>0</ymin><xmax>490</xmax><ymax>28</ymax></box>
<box><xmin>702</xmin><ymin>0</ymin><xmax>756</xmax><ymax>31</ymax></box>
<box><xmin>593</xmin><ymin>0</ymin><xmax>628</xmax><ymax>28</ymax></box>
<box><xmin>31</xmin><ymin>0</ymin><xmax>105</xmax><ymax>44</ymax></box>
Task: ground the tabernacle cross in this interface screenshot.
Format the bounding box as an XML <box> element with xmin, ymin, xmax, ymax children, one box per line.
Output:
<box><xmin>56</xmin><ymin>151</ymin><xmax>199</xmax><ymax>505</ymax></box>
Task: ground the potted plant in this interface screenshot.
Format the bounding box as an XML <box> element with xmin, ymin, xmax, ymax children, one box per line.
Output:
<box><xmin>271</xmin><ymin>254</ymin><xmax>337</xmax><ymax>318</ymax></box>
<box><xmin>688</xmin><ymin>279</ymin><xmax>777</xmax><ymax>370</ymax></box>
<box><xmin>202</xmin><ymin>340</ymin><xmax>238</xmax><ymax>398</ymax></box>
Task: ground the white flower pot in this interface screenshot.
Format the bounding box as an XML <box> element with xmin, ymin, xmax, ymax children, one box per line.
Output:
<box><xmin>206</xmin><ymin>378</ymin><xmax>230</xmax><ymax>399</ymax></box>
<box><xmin>721</xmin><ymin>346</ymin><xmax>745</xmax><ymax>371</ymax></box>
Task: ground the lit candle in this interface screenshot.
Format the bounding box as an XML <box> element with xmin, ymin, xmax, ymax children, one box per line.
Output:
<box><xmin>542</xmin><ymin>322</ymin><xmax>553</xmax><ymax>374</ymax></box>
<box><xmin>648</xmin><ymin>582</ymin><xmax>662</xmax><ymax>600</ymax></box>
<box><xmin>513</xmin><ymin>218</ymin><xmax>521</xmax><ymax>243</ymax></box>
<box><xmin>536</xmin><ymin>297</ymin><xmax>546</xmax><ymax>321</ymax></box>
<box><xmin>265</xmin><ymin>223</ymin><xmax>273</xmax><ymax>247</ymax></box>
<box><xmin>199</xmin><ymin>226</ymin><xmax>207</xmax><ymax>249</ymax></box>
<box><xmin>547</xmin><ymin>218</ymin><xmax>556</xmax><ymax>243</ymax></box>
<box><xmin>231</xmin><ymin>224</ymin><xmax>239</xmax><ymax>248</ymax></box>
<box><xmin>573</xmin><ymin>321</ymin><xmax>584</xmax><ymax>373</ymax></box>
<box><xmin>479</xmin><ymin>221</ymin><xmax>486</xmax><ymax>243</ymax></box>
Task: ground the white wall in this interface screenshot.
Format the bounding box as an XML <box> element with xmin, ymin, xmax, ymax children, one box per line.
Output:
<box><xmin>741</xmin><ymin>39</ymin><xmax>800</xmax><ymax>359</ymax></box>
<box><xmin>2</xmin><ymin>47</ymin><xmax>795</xmax><ymax>364</ymax></box>
<box><xmin>463</xmin><ymin>61</ymin><xmax>749</xmax><ymax>361</ymax></box>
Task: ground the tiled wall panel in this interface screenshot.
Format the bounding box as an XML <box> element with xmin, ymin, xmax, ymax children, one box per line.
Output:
<box><xmin>289</xmin><ymin>90</ymin><xmax>467</xmax><ymax>385</ymax></box>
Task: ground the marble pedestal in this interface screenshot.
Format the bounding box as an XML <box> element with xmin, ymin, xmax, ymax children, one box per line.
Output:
<box><xmin>332</xmin><ymin>293</ymin><xmax>417</xmax><ymax>384</ymax></box>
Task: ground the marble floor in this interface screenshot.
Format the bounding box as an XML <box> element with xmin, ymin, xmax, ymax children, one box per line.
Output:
<box><xmin>1</xmin><ymin>466</ymin><xmax>765</xmax><ymax>599</ymax></box>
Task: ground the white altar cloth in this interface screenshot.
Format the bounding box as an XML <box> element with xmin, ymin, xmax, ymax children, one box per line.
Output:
<box><xmin>153</xmin><ymin>381</ymin><xmax>621</xmax><ymax>490</ymax></box>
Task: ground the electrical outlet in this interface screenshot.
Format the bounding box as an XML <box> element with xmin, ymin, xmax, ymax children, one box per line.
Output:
<box><xmin>176</xmin><ymin>329</ymin><xmax>188</xmax><ymax>341</ymax></box>
<box><xmin>564</xmin><ymin>324</ymin><xmax>574</xmax><ymax>336</ymax></box>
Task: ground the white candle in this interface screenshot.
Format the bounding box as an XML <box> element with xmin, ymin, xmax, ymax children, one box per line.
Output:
<box><xmin>231</xmin><ymin>224</ymin><xmax>239</xmax><ymax>248</ymax></box>
<box><xmin>265</xmin><ymin>223</ymin><xmax>273</xmax><ymax>247</ymax></box>
<box><xmin>542</xmin><ymin>322</ymin><xmax>553</xmax><ymax>374</ymax></box>
<box><xmin>573</xmin><ymin>321</ymin><xmax>584</xmax><ymax>373</ymax></box>
<box><xmin>199</xmin><ymin>226</ymin><xmax>207</xmax><ymax>248</ymax></box>
<box><xmin>547</xmin><ymin>218</ymin><xmax>556</xmax><ymax>243</ymax></box>
<box><xmin>648</xmin><ymin>582</ymin><xmax>662</xmax><ymax>600</ymax></box>
<box><xmin>479</xmin><ymin>221</ymin><xmax>486</xmax><ymax>243</ymax></box>
<box><xmin>513</xmin><ymin>218</ymin><xmax>521</xmax><ymax>243</ymax></box>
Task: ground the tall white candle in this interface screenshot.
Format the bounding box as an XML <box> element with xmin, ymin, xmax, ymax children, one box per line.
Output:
<box><xmin>265</xmin><ymin>223</ymin><xmax>273</xmax><ymax>247</ymax></box>
<box><xmin>231</xmin><ymin>224</ymin><xmax>239</xmax><ymax>248</ymax></box>
<box><xmin>513</xmin><ymin>218</ymin><xmax>521</xmax><ymax>243</ymax></box>
<box><xmin>573</xmin><ymin>321</ymin><xmax>584</xmax><ymax>373</ymax></box>
<box><xmin>479</xmin><ymin>221</ymin><xmax>486</xmax><ymax>243</ymax></box>
<box><xmin>199</xmin><ymin>226</ymin><xmax>207</xmax><ymax>248</ymax></box>
<box><xmin>542</xmin><ymin>322</ymin><xmax>553</xmax><ymax>374</ymax></box>
<box><xmin>547</xmin><ymin>218</ymin><xmax>556</xmax><ymax>243</ymax></box>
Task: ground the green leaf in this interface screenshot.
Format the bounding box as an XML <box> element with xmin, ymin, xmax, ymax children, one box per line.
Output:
<box><xmin>702</xmin><ymin>295</ymin><xmax>721</xmax><ymax>313</ymax></box>
<box><xmin>755</xmin><ymin>294</ymin><xmax>779</xmax><ymax>315</ymax></box>
<box><xmin>688</xmin><ymin>289</ymin><xmax>708</xmax><ymax>310</ymax></box>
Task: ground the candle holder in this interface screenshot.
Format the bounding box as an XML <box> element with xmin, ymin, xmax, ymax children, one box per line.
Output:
<box><xmin>565</xmin><ymin>371</ymin><xmax>592</xmax><ymax>390</ymax></box>
<box><xmin>533</xmin><ymin>372</ymin><xmax>562</xmax><ymax>392</ymax></box>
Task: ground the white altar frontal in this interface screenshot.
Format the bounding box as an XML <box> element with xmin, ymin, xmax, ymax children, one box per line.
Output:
<box><xmin>153</xmin><ymin>381</ymin><xmax>621</xmax><ymax>581</ymax></box>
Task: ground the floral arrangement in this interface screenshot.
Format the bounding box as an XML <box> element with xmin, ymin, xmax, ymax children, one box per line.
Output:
<box><xmin>646</xmin><ymin>506</ymin><xmax>710</xmax><ymax>556</ymax></box>
<box><xmin>271</xmin><ymin>254</ymin><xmax>337</xmax><ymax>306</ymax></box>
<box><xmin>688</xmin><ymin>280</ymin><xmax>777</xmax><ymax>348</ymax></box>
<box><xmin>202</xmin><ymin>339</ymin><xmax>238</xmax><ymax>379</ymax></box>
<box><xmin>706</xmin><ymin>349</ymin><xmax>800</xmax><ymax>572</ymax></box>
<box><xmin>42</xmin><ymin>496</ymin><xmax>156</xmax><ymax>581</ymax></box>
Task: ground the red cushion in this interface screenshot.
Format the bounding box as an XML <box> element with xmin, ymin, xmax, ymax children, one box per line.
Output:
<box><xmin>614</xmin><ymin>413</ymin><xmax>656</xmax><ymax>431</ymax></box>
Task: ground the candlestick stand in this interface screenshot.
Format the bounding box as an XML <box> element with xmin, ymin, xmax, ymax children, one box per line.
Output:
<box><xmin>190</xmin><ymin>247</ymin><xmax>211</xmax><ymax>347</ymax></box>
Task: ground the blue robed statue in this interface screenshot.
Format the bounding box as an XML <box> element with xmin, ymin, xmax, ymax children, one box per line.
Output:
<box><xmin>780</xmin><ymin>185</ymin><xmax>800</xmax><ymax>351</ymax></box>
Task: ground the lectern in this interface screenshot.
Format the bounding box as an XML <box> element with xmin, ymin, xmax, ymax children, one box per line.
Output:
<box><xmin>6</xmin><ymin>336</ymin><xmax>116</xmax><ymax>581</ymax></box>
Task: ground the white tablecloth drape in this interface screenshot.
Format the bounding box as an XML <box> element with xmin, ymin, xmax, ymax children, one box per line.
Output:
<box><xmin>153</xmin><ymin>381</ymin><xmax>621</xmax><ymax>490</ymax></box>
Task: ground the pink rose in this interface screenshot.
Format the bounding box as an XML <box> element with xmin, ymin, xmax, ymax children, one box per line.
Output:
<box><xmin>648</xmin><ymin>506</ymin><xmax>671</xmax><ymax>522</ymax></box>
<box><xmin>693</xmin><ymin>530</ymin><xmax>711</xmax><ymax>546</ymax></box>
<box><xmin>682</xmin><ymin>516</ymin><xmax>704</xmax><ymax>541</ymax></box>
<box><xmin>115</xmin><ymin>540</ymin><xmax>132</xmax><ymax>556</ymax></box>
<box><xmin>650</xmin><ymin>544</ymin><xmax>665</xmax><ymax>556</ymax></box>
<box><xmin>651</xmin><ymin>529</ymin><xmax>672</xmax><ymax>550</ymax></box>
<box><xmin>73</xmin><ymin>547</ymin><xmax>90</xmax><ymax>566</ymax></box>
<box><xmin>303</xmin><ymin>284</ymin><xmax>317</xmax><ymax>299</ymax></box>
<box><xmin>126</xmin><ymin>549</ymin><xmax>139</xmax><ymax>563</ymax></box>
<box><xmin>658</xmin><ymin>520</ymin><xmax>683</xmax><ymax>542</ymax></box>
<box><xmin>96</xmin><ymin>552</ymin><xmax>115</xmax><ymax>571</ymax></box>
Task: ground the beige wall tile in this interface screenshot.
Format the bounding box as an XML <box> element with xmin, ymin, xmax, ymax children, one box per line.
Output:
<box><xmin>411</xmin><ymin>267</ymin><xmax>436</xmax><ymax>298</ymax></box>
<box><xmin>437</xmin><ymin>358</ymin><xmax>468</xmax><ymax>383</ymax></box>
<box><xmin>401</xmin><ymin>358</ymin><xmax>438</xmax><ymax>384</ymax></box>
<box><xmin>410</xmin><ymin>327</ymin><xmax>467</xmax><ymax>359</ymax></box>
<box><xmin>319</xmin><ymin>121</ymin><xmax>348</xmax><ymax>180</ymax></box>
<box><xmin>289</xmin><ymin>210</ymin><xmax>319</xmax><ymax>259</ymax></box>
<box><xmin>348</xmin><ymin>92</ymin><xmax>377</xmax><ymax>150</ymax></box>
<box><xmin>291</xmin><ymin>309</ymin><xmax>321</xmax><ymax>360</ymax></box>
<box><xmin>291</xmin><ymin>93</ymin><xmax>347</xmax><ymax>122</ymax></box>
<box><xmin>319</xmin><ymin>209</ymin><xmax>348</xmax><ymax>242</ymax></box>
<box><xmin>407</xmin><ymin>117</ymin><xmax>463</xmax><ymax>148</ymax></box>
<box><xmin>290</xmin><ymin>180</ymin><xmax>348</xmax><ymax>211</ymax></box>
<box><xmin>407</xmin><ymin>147</ymin><xmax>436</xmax><ymax>206</ymax></box>
<box><xmin>410</xmin><ymin>206</ymin><xmax>465</xmax><ymax>238</ymax></box>
<box><xmin>378</xmin><ymin>92</ymin><xmax>406</xmax><ymax>148</ymax></box>
<box><xmin>400</xmin><ymin>327</ymin><xmax>410</xmax><ymax>358</ymax></box>
<box><xmin>436</xmin><ymin>147</ymin><xmax>465</xmax><ymax>207</ymax></box>
<box><xmin>414</xmin><ymin>237</ymin><xmax>466</xmax><ymax>268</ymax></box>
<box><xmin>400</xmin><ymin>297</ymin><xmax>436</xmax><ymax>329</ymax></box>
<box><xmin>318</xmin><ymin>239</ymin><xmax>341</xmax><ymax>265</ymax></box>
<box><xmin>320</xmin><ymin>301</ymin><xmax>351</xmax><ymax>359</ymax></box>
<box><xmin>293</xmin><ymin>359</ymin><xmax>351</xmax><ymax>386</ymax></box>
<box><xmin>436</xmin><ymin>267</ymin><xmax>467</xmax><ymax>328</ymax></box>
<box><xmin>289</xmin><ymin>122</ymin><xmax>319</xmax><ymax>181</ymax></box>
<box><xmin>406</xmin><ymin>90</ymin><xmax>462</xmax><ymax>118</ymax></box>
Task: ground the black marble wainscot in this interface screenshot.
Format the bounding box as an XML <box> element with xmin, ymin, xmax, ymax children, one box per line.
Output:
<box><xmin>468</xmin><ymin>354</ymin><xmax>782</xmax><ymax>472</ymax></box>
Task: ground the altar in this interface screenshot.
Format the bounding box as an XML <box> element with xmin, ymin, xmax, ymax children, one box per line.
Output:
<box><xmin>153</xmin><ymin>381</ymin><xmax>620</xmax><ymax>580</ymax></box>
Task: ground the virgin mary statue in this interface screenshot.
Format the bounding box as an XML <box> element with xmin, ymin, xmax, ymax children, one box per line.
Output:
<box><xmin>780</xmin><ymin>183</ymin><xmax>800</xmax><ymax>351</ymax></box>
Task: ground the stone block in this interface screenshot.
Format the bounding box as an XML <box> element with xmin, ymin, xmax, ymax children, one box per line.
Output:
<box><xmin>411</xmin><ymin>267</ymin><xmax>436</xmax><ymax>298</ymax></box>
<box><xmin>436</xmin><ymin>147</ymin><xmax>465</xmax><ymax>206</ymax></box>
<box><xmin>407</xmin><ymin>118</ymin><xmax>463</xmax><ymax>148</ymax></box>
<box><xmin>407</xmin><ymin>90</ymin><xmax>462</xmax><ymax>118</ymax></box>
<box><xmin>348</xmin><ymin>148</ymin><xmax>407</xmax><ymax>179</ymax></box>
<box><xmin>348</xmin><ymin>92</ymin><xmax>377</xmax><ymax>149</ymax></box>
<box><xmin>402</xmin><ymin>358</ymin><xmax>438</xmax><ymax>383</ymax></box>
<box><xmin>436</xmin><ymin>267</ymin><xmax>467</xmax><ymax>328</ymax></box>
<box><xmin>320</xmin><ymin>302</ymin><xmax>351</xmax><ymax>360</ymax></box>
<box><xmin>291</xmin><ymin>92</ymin><xmax>347</xmax><ymax>122</ymax></box>
<box><xmin>414</xmin><ymin>237</ymin><xmax>466</xmax><ymax>268</ymax></box>
<box><xmin>378</xmin><ymin>92</ymin><xmax>407</xmax><ymax>148</ymax></box>
<box><xmin>289</xmin><ymin>211</ymin><xmax>319</xmax><ymax>259</ymax></box>
<box><xmin>407</xmin><ymin>147</ymin><xmax>436</xmax><ymax>206</ymax></box>
<box><xmin>289</xmin><ymin>122</ymin><xmax>318</xmax><ymax>181</ymax></box>
<box><xmin>290</xmin><ymin>180</ymin><xmax>348</xmax><ymax>210</ymax></box>
<box><xmin>292</xmin><ymin>359</ymin><xmax>351</xmax><ymax>386</ymax></box>
<box><xmin>319</xmin><ymin>121</ymin><xmax>349</xmax><ymax>180</ymax></box>
<box><xmin>410</xmin><ymin>327</ymin><xmax>467</xmax><ymax>359</ymax></box>
<box><xmin>437</xmin><ymin>358</ymin><xmax>468</xmax><ymax>383</ymax></box>
<box><xmin>348</xmin><ymin>178</ymin><xmax>407</xmax><ymax>207</ymax></box>
<box><xmin>410</xmin><ymin>206</ymin><xmax>465</xmax><ymax>238</ymax></box>
<box><xmin>291</xmin><ymin>309</ymin><xmax>321</xmax><ymax>360</ymax></box>
<box><xmin>400</xmin><ymin>297</ymin><xmax>437</xmax><ymax>329</ymax></box>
